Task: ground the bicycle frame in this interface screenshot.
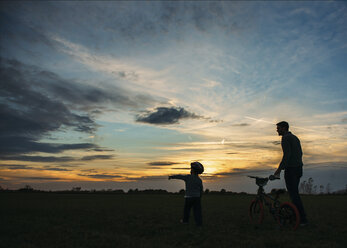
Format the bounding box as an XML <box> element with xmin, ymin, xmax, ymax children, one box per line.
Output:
<box><xmin>248</xmin><ymin>175</ymin><xmax>300</xmax><ymax>230</ymax></box>
<box><xmin>255</xmin><ymin>185</ymin><xmax>281</xmax><ymax>220</ymax></box>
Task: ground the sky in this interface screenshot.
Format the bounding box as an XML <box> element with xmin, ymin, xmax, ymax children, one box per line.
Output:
<box><xmin>1</xmin><ymin>1</ymin><xmax>346</xmax><ymax>193</ymax></box>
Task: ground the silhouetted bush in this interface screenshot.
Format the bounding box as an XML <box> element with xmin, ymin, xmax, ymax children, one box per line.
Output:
<box><xmin>18</xmin><ymin>185</ymin><xmax>34</xmax><ymax>192</ymax></box>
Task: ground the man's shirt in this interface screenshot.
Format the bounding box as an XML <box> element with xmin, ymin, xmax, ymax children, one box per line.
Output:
<box><xmin>279</xmin><ymin>132</ymin><xmax>303</xmax><ymax>170</ymax></box>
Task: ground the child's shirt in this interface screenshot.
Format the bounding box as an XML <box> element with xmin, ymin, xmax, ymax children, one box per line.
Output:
<box><xmin>171</xmin><ymin>174</ymin><xmax>203</xmax><ymax>197</ymax></box>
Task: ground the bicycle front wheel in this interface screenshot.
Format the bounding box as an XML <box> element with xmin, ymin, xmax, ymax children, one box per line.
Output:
<box><xmin>249</xmin><ymin>199</ymin><xmax>264</xmax><ymax>225</ymax></box>
<box><xmin>277</xmin><ymin>202</ymin><xmax>300</xmax><ymax>230</ymax></box>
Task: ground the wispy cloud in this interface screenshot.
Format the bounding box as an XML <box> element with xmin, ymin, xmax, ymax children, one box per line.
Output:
<box><xmin>78</xmin><ymin>174</ymin><xmax>122</xmax><ymax>180</ymax></box>
<box><xmin>81</xmin><ymin>155</ymin><xmax>114</xmax><ymax>161</ymax></box>
<box><xmin>148</xmin><ymin>161</ymin><xmax>180</xmax><ymax>166</ymax></box>
<box><xmin>0</xmin><ymin>164</ymin><xmax>33</xmax><ymax>170</ymax></box>
<box><xmin>49</xmin><ymin>36</ymin><xmax>170</xmax><ymax>94</ymax></box>
<box><xmin>1</xmin><ymin>155</ymin><xmax>114</xmax><ymax>163</ymax></box>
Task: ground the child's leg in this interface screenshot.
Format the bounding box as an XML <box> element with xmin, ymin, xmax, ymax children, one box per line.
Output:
<box><xmin>183</xmin><ymin>198</ymin><xmax>193</xmax><ymax>223</ymax></box>
<box><xmin>193</xmin><ymin>197</ymin><xmax>202</xmax><ymax>226</ymax></box>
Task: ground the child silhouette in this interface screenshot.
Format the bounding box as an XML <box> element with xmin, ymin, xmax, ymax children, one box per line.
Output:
<box><xmin>169</xmin><ymin>162</ymin><xmax>204</xmax><ymax>226</ymax></box>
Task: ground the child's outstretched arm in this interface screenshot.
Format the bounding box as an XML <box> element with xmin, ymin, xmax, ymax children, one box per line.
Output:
<box><xmin>168</xmin><ymin>175</ymin><xmax>187</xmax><ymax>180</ymax></box>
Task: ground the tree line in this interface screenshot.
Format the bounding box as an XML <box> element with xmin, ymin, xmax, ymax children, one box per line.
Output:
<box><xmin>298</xmin><ymin>177</ymin><xmax>346</xmax><ymax>194</ymax></box>
<box><xmin>1</xmin><ymin>180</ymin><xmax>346</xmax><ymax>195</ymax></box>
<box><xmin>0</xmin><ymin>185</ymin><xmax>246</xmax><ymax>195</ymax></box>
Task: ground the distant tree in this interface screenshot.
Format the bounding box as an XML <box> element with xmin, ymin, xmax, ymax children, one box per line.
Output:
<box><xmin>19</xmin><ymin>185</ymin><xmax>34</xmax><ymax>192</ymax></box>
<box><xmin>204</xmin><ymin>189</ymin><xmax>210</xmax><ymax>194</ymax></box>
<box><xmin>179</xmin><ymin>189</ymin><xmax>185</xmax><ymax>194</ymax></box>
<box><xmin>72</xmin><ymin>187</ymin><xmax>81</xmax><ymax>192</ymax></box>
<box><xmin>306</xmin><ymin>178</ymin><xmax>314</xmax><ymax>194</ymax></box>
<box><xmin>326</xmin><ymin>183</ymin><xmax>331</xmax><ymax>194</ymax></box>
<box><xmin>313</xmin><ymin>185</ymin><xmax>317</xmax><ymax>194</ymax></box>
<box><xmin>220</xmin><ymin>189</ymin><xmax>226</xmax><ymax>194</ymax></box>
<box><xmin>299</xmin><ymin>180</ymin><xmax>306</xmax><ymax>194</ymax></box>
<box><xmin>319</xmin><ymin>185</ymin><xmax>324</xmax><ymax>194</ymax></box>
<box><xmin>299</xmin><ymin>178</ymin><xmax>315</xmax><ymax>194</ymax></box>
<box><xmin>25</xmin><ymin>185</ymin><xmax>33</xmax><ymax>191</ymax></box>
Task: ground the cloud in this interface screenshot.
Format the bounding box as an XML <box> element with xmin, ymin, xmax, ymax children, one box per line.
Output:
<box><xmin>231</xmin><ymin>123</ymin><xmax>250</xmax><ymax>127</ymax></box>
<box><xmin>0</xmin><ymin>164</ymin><xmax>72</xmax><ymax>171</ymax></box>
<box><xmin>148</xmin><ymin>161</ymin><xmax>180</xmax><ymax>166</ymax></box>
<box><xmin>0</xmin><ymin>136</ymin><xmax>104</xmax><ymax>156</ymax></box>
<box><xmin>55</xmin><ymin>164</ymin><xmax>80</xmax><ymax>168</ymax></box>
<box><xmin>12</xmin><ymin>176</ymin><xmax>64</xmax><ymax>181</ymax></box>
<box><xmin>0</xmin><ymin>57</ymin><xmax>158</xmax><ymax>158</ymax></box>
<box><xmin>0</xmin><ymin>58</ymin><xmax>97</xmax><ymax>155</ymax></box>
<box><xmin>42</xmin><ymin>167</ymin><xmax>72</xmax><ymax>172</ymax></box>
<box><xmin>81</xmin><ymin>155</ymin><xmax>114</xmax><ymax>161</ymax></box>
<box><xmin>128</xmin><ymin>175</ymin><xmax>169</xmax><ymax>181</ymax></box>
<box><xmin>0</xmin><ymin>164</ymin><xmax>33</xmax><ymax>170</ymax></box>
<box><xmin>136</xmin><ymin>107</ymin><xmax>203</xmax><ymax>125</ymax></box>
<box><xmin>0</xmin><ymin>156</ymin><xmax>76</xmax><ymax>163</ymax></box>
<box><xmin>213</xmin><ymin>166</ymin><xmax>274</xmax><ymax>177</ymax></box>
<box><xmin>22</xmin><ymin>2</ymin><xmax>242</xmax><ymax>44</ymax></box>
<box><xmin>269</xmin><ymin>141</ymin><xmax>281</xmax><ymax>146</ymax></box>
<box><xmin>1</xmin><ymin>154</ymin><xmax>114</xmax><ymax>163</ymax></box>
<box><xmin>0</xmin><ymin>11</ymin><xmax>57</xmax><ymax>56</ymax></box>
<box><xmin>290</xmin><ymin>8</ymin><xmax>315</xmax><ymax>16</ymax></box>
<box><xmin>78</xmin><ymin>174</ymin><xmax>122</xmax><ymax>179</ymax></box>
<box><xmin>304</xmin><ymin>161</ymin><xmax>347</xmax><ymax>169</ymax></box>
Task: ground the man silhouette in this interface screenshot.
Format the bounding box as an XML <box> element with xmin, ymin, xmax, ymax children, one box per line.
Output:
<box><xmin>274</xmin><ymin>121</ymin><xmax>308</xmax><ymax>226</ymax></box>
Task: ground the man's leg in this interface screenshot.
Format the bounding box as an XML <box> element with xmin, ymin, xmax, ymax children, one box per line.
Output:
<box><xmin>192</xmin><ymin>197</ymin><xmax>202</xmax><ymax>226</ymax></box>
<box><xmin>182</xmin><ymin>198</ymin><xmax>193</xmax><ymax>223</ymax></box>
<box><xmin>285</xmin><ymin>168</ymin><xmax>307</xmax><ymax>223</ymax></box>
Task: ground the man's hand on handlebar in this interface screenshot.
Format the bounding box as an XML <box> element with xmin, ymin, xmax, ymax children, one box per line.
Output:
<box><xmin>269</xmin><ymin>174</ymin><xmax>280</xmax><ymax>180</ymax></box>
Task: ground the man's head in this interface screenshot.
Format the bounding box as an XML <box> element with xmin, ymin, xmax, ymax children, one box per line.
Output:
<box><xmin>276</xmin><ymin>121</ymin><xmax>289</xmax><ymax>136</ymax></box>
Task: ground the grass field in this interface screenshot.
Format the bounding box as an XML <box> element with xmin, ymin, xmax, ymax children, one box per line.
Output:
<box><xmin>1</xmin><ymin>192</ymin><xmax>346</xmax><ymax>248</ymax></box>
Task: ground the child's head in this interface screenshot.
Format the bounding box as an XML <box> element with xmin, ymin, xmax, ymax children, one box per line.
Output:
<box><xmin>190</xmin><ymin>162</ymin><xmax>204</xmax><ymax>175</ymax></box>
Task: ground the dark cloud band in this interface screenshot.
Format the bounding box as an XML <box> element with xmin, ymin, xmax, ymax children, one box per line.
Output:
<box><xmin>0</xmin><ymin>58</ymin><xmax>153</xmax><ymax>160</ymax></box>
<box><xmin>0</xmin><ymin>155</ymin><xmax>113</xmax><ymax>163</ymax></box>
<box><xmin>136</xmin><ymin>107</ymin><xmax>202</xmax><ymax>125</ymax></box>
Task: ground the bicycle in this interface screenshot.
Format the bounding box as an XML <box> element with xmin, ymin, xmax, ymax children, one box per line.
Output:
<box><xmin>248</xmin><ymin>175</ymin><xmax>300</xmax><ymax>230</ymax></box>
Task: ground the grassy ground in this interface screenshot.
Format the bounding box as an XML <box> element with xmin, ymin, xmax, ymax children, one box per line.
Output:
<box><xmin>1</xmin><ymin>192</ymin><xmax>346</xmax><ymax>248</ymax></box>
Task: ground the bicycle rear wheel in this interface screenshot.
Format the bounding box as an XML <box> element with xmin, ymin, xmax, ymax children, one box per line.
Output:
<box><xmin>277</xmin><ymin>202</ymin><xmax>300</xmax><ymax>230</ymax></box>
<box><xmin>249</xmin><ymin>199</ymin><xmax>264</xmax><ymax>225</ymax></box>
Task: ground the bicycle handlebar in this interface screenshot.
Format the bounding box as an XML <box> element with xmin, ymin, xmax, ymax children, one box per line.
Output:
<box><xmin>247</xmin><ymin>175</ymin><xmax>280</xmax><ymax>180</ymax></box>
